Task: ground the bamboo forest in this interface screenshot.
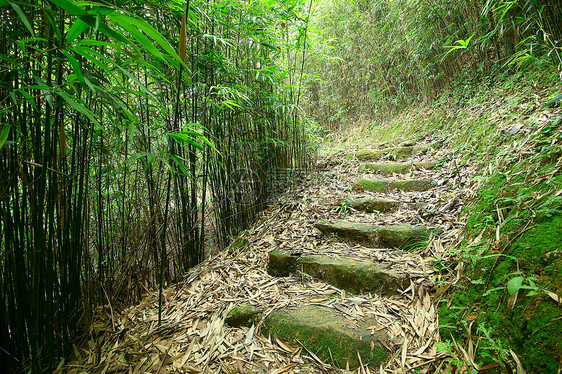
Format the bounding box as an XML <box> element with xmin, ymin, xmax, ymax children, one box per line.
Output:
<box><xmin>1</xmin><ymin>1</ymin><xmax>561</xmax><ymax>373</ymax></box>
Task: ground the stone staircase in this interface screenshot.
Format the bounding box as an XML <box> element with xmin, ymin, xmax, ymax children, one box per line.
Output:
<box><xmin>226</xmin><ymin>143</ymin><xmax>449</xmax><ymax>369</ymax></box>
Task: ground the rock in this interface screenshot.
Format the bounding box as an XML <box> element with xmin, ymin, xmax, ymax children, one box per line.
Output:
<box><xmin>268</xmin><ymin>252</ymin><xmax>407</xmax><ymax>295</ymax></box>
<box><xmin>359</xmin><ymin>161</ymin><xmax>437</xmax><ymax>175</ymax></box>
<box><xmin>351</xmin><ymin>146</ymin><xmax>428</xmax><ymax>161</ymax></box>
<box><xmin>355</xmin><ymin>149</ymin><xmax>383</xmax><ymax>161</ymax></box>
<box><xmin>267</xmin><ymin>251</ymin><xmax>300</xmax><ymax>276</ymax></box>
<box><xmin>353</xmin><ymin>178</ymin><xmax>436</xmax><ymax>192</ymax></box>
<box><xmin>263</xmin><ymin>305</ymin><xmax>388</xmax><ymax>368</ymax></box>
<box><xmin>342</xmin><ymin>197</ymin><xmax>426</xmax><ymax>213</ymax></box>
<box><xmin>315</xmin><ymin>220</ymin><xmax>431</xmax><ymax>248</ymax></box>
<box><xmin>343</xmin><ymin>197</ymin><xmax>402</xmax><ymax>213</ymax></box>
<box><xmin>226</xmin><ymin>304</ymin><xmax>263</xmax><ymax>327</ymax></box>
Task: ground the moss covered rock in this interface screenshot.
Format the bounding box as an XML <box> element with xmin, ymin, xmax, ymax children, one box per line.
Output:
<box><xmin>267</xmin><ymin>251</ymin><xmax>300</xmax><ymax>276</ymax></box>
<box><xmin>359</xmin><ymin>160</ymin><xmax>437</xmax><ymax>175</ymax></box>
<box><xmin>226</xmin><ymin>304</ymin><xmax>263</xmax><ymax>327</ymax></box>
<box><xmin>342</xmin><ymin>197</ymin><xmax>426</xmax><ymax>213</ymax></box>
<box><xmin>343</xmin><ymin>196</ymin><xmax>402</xmax><ymax>213</ymax></box>
<box><xmin>315</xmin><ymin>220</ymin><xmax>431</xmax><ymax>248</ymax></box>
<box><xmin>263</xmin><ymin>305</ymin><xmax>388</xmax><ymax>368</ymax></box>
<box><xmin>355</xmin><ymin>149</ymin><xmax>383</xmax><ymax>161</ymax></box>
<box><xmin>353</xmin><ymin>178</ymin><xmax>436</xmax><ymax>192</ymax></box>
<box><xmin>268</xmin><ymin>252</ymin><xmax>407</xmax><ymax>295</ymax></box>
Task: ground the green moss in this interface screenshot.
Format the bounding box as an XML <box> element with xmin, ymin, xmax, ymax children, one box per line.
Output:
<box><xmin>353</xmin><ymin>178</ymin><xmax>436</xmax><ymax>193</ymax></box>
<box><xmin>267</xmin><ymin>251</ymin><xmax>298</xmax><ymax>277</ymax></box>
<box><xmin>296</xmin><ymin>255</ymin><xmax>406</xmax><ymax>295</ymax></box>
<box><xmin>441</xmin><ymin>172</ymin><xmax>562</xmax><ymax>372</ymax></box>
<box><xmin>226</xmin><ymin>304</ymin><xmax>263</xmax><ymax>327</ymax></box>
<box><xmin>263</xmin><ymin>305</ymin><xmax>387</xmax><ymax>368</ymax></box>
<box><xmin>355</xmin><ymin>149</ymin><xmax>383</xmax><ymax>161</ymax></box>
<box><xmin>359</xmin><ymin>160</ymin><xmax>437</xmax><ymax>175</ymax></box>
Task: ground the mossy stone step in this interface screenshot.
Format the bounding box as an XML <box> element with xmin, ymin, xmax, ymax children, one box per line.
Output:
<box><xmin>263</xmin><ymin>305</ymin><xmax>388</xmax><ymax>369</ymax></box>
<box><xmin>353</xmin><ymin>145</ymin><xmax>428</xmax><ymax>161</ymax></box>
<box><xmin>315</xmin><ymin>220</ymin><xmax>430</xmax><ymax>248</ymax></box>
<box><xmin>268</xmin><ymin>252</ymin><xmax>407</xmax><ymax>295</ymax></box>
<box><xmin>342</xmin><ymin>196</ymin><xmax>426</xmax><ymax>213</ymax></box>
<box><xmin>359</xmin><ymin>160</ymin><xmax>437</xmax><ymax>175</ymax></box>
<box><xmin>353</xmin><ymin>178</ymin><xmax>436</xmax><ymax>193</ymax></box>
<box><xmin>343</xmin><ymin>196</ymin><xmax>401</xmax><ymax>213</ymax></box>
<box><xmin>226</xmin><ymin>304</ymin><xmax>262</xmax><ymax>327</ymax></box>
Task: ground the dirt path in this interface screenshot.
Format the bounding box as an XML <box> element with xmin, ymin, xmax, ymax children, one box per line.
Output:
<box><xmin>64</xmin><ymin>139</ymin><xmax>478</xmax><ymax>373</ymax></box>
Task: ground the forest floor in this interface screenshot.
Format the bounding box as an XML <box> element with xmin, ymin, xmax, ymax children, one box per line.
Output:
<box><xmin>61</xmin><ymin>140</ymin><xmax>482</xmax><ymax>374</ymax></box>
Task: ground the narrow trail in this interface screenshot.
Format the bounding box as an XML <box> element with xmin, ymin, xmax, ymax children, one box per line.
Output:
<box><xmin>65</xmin><ymin>138</ymin><xmax>478</xmax><ymax>373</ymax></box>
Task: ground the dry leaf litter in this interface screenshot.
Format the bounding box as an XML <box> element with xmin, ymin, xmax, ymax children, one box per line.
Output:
<box><xmin>61</xmin><ymin>140</ymin><xmax>481</xmax><ymax>374</ymax></box>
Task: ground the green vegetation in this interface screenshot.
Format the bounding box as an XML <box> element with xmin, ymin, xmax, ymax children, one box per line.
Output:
<box><xmin>302</xmin><ymin>1</ymin><xmax>561</xmax><ymax>372</ymax></box>
<box><xmin>1</xmin><ymin>0</ymin><xmax>561</xmax><ymax>372</ymax></box>
<box><xmin>0</xmin><ymin>0</ymin><xmax>313</xmax><ymax>372</ymax></box>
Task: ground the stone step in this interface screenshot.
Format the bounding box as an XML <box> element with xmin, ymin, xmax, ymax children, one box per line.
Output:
<box><xmin>263</xmin><ymin>305</ymin><xmax>388</xmax><ymax>369</ymax></box>
<box><xmin>342</xmin><ymin>196</ymin><xmax>426</xmax><ymax>213</ymax></box>
<box><xmin>352</xmin><ymin>145</ymin><xmax>428</xmax><ymax>161</ymax></box>
<box><xmin>359</xmin><ymin>160</ymin><xmax>437</xmax><ymax>175</ymax></box>
<box><xmin>353</xmin><ymin>178</ymin><xmax>436</xmax><ymax>193</ymax></box>
<box><xmin>268</xmin><ymin>252</ymin><xmax>407</xmax><ymax>295</ymax></box>
<box><xmin>226</xmin><ymin>304</ymin><xmax>262</xmax><ymax>327</ymax></box>
<box><xmin>315</xmin><ymin>220</ymin><xmax>431</xmax><ymax>248</ymax></box>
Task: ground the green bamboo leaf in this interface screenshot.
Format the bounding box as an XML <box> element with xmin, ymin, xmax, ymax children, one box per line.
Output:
<box><xmin>0</xmin><ymin>124</ymin><xmax>10</xmax><ymax>150</ymax></box>
<box><xmin>110</xmin><ymin>15</ymin><xmax>164</xmax><ymax>60</ymax></box>
<box><xmin>61</xmin><ymin>50</ymin><xmax>85</xmax><ymax>85</ymax></box>
<box><xmin>125</xmin><ymin>151</ymin><xmax>150</xmax><ymax>164</ymax></box>
<box><xmin>544</xmin><ymin>93</ymin><xmax>562</xmax><ymax>107</ymax></box>
<box><xmin>50</xmin><ymin>0</ymin><xmax>85</xmax><ymax>15</ymax></box>
<box><xmin>78</xmin><ymin>14</ymin><xmax>130</xmax><ymax>44</ymax></box>
<box><xmin>169</xmin><ymin>132</ymin><xmax>205</xmax><ymax>151</ymax></box>
<box><xmin>170</xmin><ymin>154</ymin><xmax>190</xmax><ymax>176</ymax></box>
<box><xmin>114</xmin><ymin>64</ymin><xmax>157</xmax><ymax>101</ymax></box>
<box><xmin>108</xmin><ymin>13</ymin><xmax>182</xmax><ymax>64</ymax></box>
<box><xmin>9</xmin><ymin>2</ymin><xmax>34</xmax><ymax>37</ymax></box>
<box><xmin>74</xmin><ymin>46</ymin><xmax>114</xmax><ymax>74</ymax></box>
<box><xmin>76</xmin><ymin>39</ymin><xmax>113</xmax><ymax>47</ymax></box>
<box><xmin>55</xmin><ymin>89</ymin><xmax>101</xmax><ymax>129</ymax></box>
<box><xmin>67</xmin><ymin>18</ymin><xmax>90</xmax><ymax>43</ymax></box>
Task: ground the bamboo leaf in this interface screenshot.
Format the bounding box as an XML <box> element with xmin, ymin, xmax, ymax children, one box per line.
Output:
<box><xmin>9</xmin><ymin>2</ymin><xmax>34</xmax><ymax>36</ymax></box>
<box><xmin>111</xmin><ymin>15</ymin><xmax>164</xmax><ymax>60</ymax></box>
<box><xmin>113</xmin><ymin>64</ymin><xmax>158</xmax><ymax>101</ymax></box>
<box><xmin>544</xmin><ymin>93</ymin><xmax>562</xmax><ymax>107</ymax></box>
<box><xmin>55</xmin><ymin>89</ymin><xmax>101</xmax><ymax>129</ymax></box>
<box><xmin>50</xmin><ymin>0</ymin><xmax>85</xmax><ymax>15</ymax></box>
<box><xmin>169</xmin><ymin>132</ymin><xmax>205</xmax><ymax>151</ymax></box>
<box><xmin>170</xmin><ymin>154</ymin><xmax>190</xmax><ymax>176</ymax></box>
<box><xmin>108</xmin><ymin>13</ymin><xmax>182</xmax><ymax>64</ymax></box>
<box><xmin>61</xmin><ymin>50</ymin><xmax>85</xmax><ymax>85</ymax></box>
<box><xmin>78</xmin><ymin>14</ymin><xmax>130</xmax><ymax>44</ymax></box>
<box><xmin>0</xmin><ymin>124</ymin><xmax>10</xmax><ymax>150</ymax></box>
<box><xmin>67</xmin><ymin>18</ymin><xmax>90</xmax><ymax>43</ymax></box>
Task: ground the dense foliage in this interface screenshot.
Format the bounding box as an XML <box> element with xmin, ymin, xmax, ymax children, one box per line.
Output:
<box><xmin>304</xmin><ymin>0</ymin><xmax>562</xmax><ymax>128</ymax></box>
<box><xmin>0</xmin><ymin>0</ymin><xmax>312</xmax><ymax>372</ymax></box>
